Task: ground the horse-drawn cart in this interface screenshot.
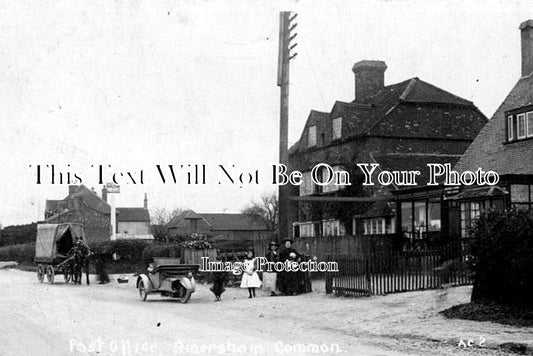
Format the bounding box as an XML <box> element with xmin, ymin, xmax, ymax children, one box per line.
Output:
<box><xmin>34</xmin><ymin>223</ymin><xmax>86</xmax><ymax>284</ymax></box>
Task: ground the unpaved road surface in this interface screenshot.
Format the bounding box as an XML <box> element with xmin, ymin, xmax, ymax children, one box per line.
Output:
<box><xmin>0</xmin><ymin>269</ymin><xmax>525</xmax><ymax>356</ymax></box>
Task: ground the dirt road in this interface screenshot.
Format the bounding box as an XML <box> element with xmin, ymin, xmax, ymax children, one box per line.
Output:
<box><xmin>0</xmin><ymin>269</ymin><xmax>523</xmax><ymax>356</ymax></box>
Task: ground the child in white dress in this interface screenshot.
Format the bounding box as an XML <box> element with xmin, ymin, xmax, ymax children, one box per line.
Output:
<box><xmin>240</xmin><ymin>248</ymin><xmax>262</xmax><ymax>298</ymax></box>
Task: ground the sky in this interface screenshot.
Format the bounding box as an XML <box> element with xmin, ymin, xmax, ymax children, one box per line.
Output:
<box><xmin>1</xmin><ymin>0</ymin><xmax>532</xmax><ymax>226</ymax></box>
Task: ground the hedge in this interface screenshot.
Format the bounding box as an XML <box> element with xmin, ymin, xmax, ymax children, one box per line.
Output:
<box><xmin>0</xmin><ymin>243</ymin><xmax>35</xmax><ymax>265</ymax></box>
<box><xmin>468</xmin><ymin>208</ymin><xmax>533</xmax><ymax>306</ymax></box>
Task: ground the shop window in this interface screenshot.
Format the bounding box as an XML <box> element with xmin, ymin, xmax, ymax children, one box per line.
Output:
<box><xmin>401</xmin><ymin>200</ymin><xmax>441</xmax><ymax>239</ymax></box>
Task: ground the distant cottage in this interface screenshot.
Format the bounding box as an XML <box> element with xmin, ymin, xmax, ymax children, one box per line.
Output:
<box><xmin>166</xmin><ymin>210</ymin><xmax>270</xmax><ymax>243</ymax></box>
<box><xmin>288</xmin><ymin>59</ymin><xmax>488</xmax><ymax>246</ymax></box>
<box><xmin>45</xmin><ymin>185</ymin><xmax>153</xmax><ymax>243</ymax></box>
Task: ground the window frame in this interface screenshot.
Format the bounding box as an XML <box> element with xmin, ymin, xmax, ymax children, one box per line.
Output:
<box><xmin>526</xmin><ymin>111</ymin><xmax>533</xmax><ymax>137</ymax></box>
<box><xmin>332</xmin><ymin>117</ymin><xmax>342</xmax><ymax>141</ymax></box>
<box><xmin>307</xmin><ymin>125</ymin><xmax>317</xmax><ymax>148</ymax></box>
<box><xmin>507</xmin><ymin>115</ymin><xmax>514</xmax><ymax>141</ymax></box>
<box><xmin>517</xmin><ymin>113</ymin><xmax>526</xmax><ymax>139</ymax></box>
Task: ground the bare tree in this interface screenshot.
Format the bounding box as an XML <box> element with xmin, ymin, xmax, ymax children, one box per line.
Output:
<box><xmin>150</xmin><ymin>207</ymin><xmax>184</xmax><ymax>242</ymax></box>
<box><xmin>242</xmin><ymin>193</ymin><xmax>278</xmax><ymax>234</ymax></box>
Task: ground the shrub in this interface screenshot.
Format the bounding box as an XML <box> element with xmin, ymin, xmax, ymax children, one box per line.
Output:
<box><xmin>467</xmin><ymin>208</ymin><xmax>533</xmax><ymax>306</ymax></box>
<box><xmin>91</xmin><ymin>239</ymin><xmax>153</xmax><ymax>261</ymax></box>
<box><xmin>0</xmin><ymin>243</ymin><xmax>35</xmax><ymax>265</ymax></box>
<box><xmin>0</xmin><ymin>223</ymin><xmax>37</xmax><ymax>247</ymax></box>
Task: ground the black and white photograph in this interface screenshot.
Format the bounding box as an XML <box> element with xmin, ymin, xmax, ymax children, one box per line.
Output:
<box><xmin>1</xmin><ymin>1</ymin><xmax>533</xmax><ymax>355</ymax></box>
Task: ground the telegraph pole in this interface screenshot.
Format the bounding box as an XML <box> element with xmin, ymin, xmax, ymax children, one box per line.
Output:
<box><xmin>277</xmin><ymin>11</ymin><xmax>298</xmax><ymax>241</ymax></box>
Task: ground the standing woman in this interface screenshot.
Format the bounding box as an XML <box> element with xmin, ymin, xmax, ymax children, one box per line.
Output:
<box><xmin>262</xmin><ymin>241</ymin><xmax>280</xmax><ymax>296</ymax></box>
<box><xmin>240</xmin><ymin>248</ymin><xmax>262</xmax><ymax>298</ymax></box>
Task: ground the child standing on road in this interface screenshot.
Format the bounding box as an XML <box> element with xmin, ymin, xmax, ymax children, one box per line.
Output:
<box><xmin>210</xmin><ymin>256</ymin><xmax>227</xmax><ymax>302</ymax></box>
<box><xmin>240</xmin><ymin>248</ymin><xmax>262</xmax><ymax>298</ymax></box>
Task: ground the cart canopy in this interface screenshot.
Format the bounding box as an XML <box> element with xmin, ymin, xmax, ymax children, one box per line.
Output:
<box><xmin>35</xmin><ymin>223</ymin><xmax>85</xmax><ymax>262</ymax></box>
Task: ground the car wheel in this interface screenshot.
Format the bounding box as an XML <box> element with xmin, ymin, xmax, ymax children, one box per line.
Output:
<box><xmin>139</xmin><ymin>280</ymin><xmax>148</xmax><ymax>301</ymax></box>
<box><xmin>177</xmin><ymin>285</ymin><xmax>192</xmax><ymax>304</ymax></box>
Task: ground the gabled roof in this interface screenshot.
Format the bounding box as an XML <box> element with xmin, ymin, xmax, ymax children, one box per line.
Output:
<box><xmin>454</xmin><ymin>74</ymin><xmax>533</xmax><ymax>176</ymax></box>
<box><xmin>117</xmin><ymin>208</ymin><xmax>150</xmax><ymax>222</ymax></box>
<box><xmin>70</xmin><ymin>185</ymin><xmax>111</xmax><ymax>214</ymax></box>
<box><xmin>292</xmin><ymin>77</ymin><xmax>487</xmax><ymax>154</ymax></box>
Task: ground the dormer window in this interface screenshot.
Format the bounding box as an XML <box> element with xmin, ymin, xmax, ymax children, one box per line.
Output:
<box><xmin>506</xmin><ymin>109</ymin><xmax>533</xmax><ymax>142</ymax></box>
<box><xmin>332</xmin><ymin>117</ymin><xmax>342</xmax><ymax>140</ymax></box>
<box><xmin>308</xmin><ymin>125</ymin><xmax>317</xmax><ymax>147</ymax></box>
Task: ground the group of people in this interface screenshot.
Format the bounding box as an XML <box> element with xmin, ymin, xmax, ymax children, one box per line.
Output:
<box><xmin>209</xmin><ymin>238</ymin><xmax>306</xmax><ymax>301</ymax></box>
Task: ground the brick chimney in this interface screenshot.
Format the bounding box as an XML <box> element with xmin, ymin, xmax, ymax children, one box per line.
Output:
<box><xmin>68</xmin><ymin>185</ymin><xmax>78</xmax><ymax>196</ymax></box>
<box><xmin>101</xmin><ymin>185</ymin><xmax>107</xmax><ymax>203</ymax></box>
<box><xmin>144</xmin><ymin>193</ymin><xmax>148</xmax><ymax>209</ymax></box>
<box><xmin>520</xmin><ymin>20</ymin><xmax>533</xmax><ymax>77</ymax></box>
<box><xmin>352</xmin><ymin>60</ymin><xmax>387</xmax><ymax>103</ymax></box>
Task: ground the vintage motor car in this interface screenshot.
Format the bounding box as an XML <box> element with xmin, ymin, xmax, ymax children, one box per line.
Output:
<box><xmin>136</xmin><ymin>258</ymin><xmax>200</xmax><ymax>303</ymax></box>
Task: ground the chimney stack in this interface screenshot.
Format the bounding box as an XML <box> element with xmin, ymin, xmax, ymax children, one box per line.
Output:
<box><xmin>352</xmin><ymin>60</ymin><xmax>387</xmax><ymax>103</ymax></box>
<box><xmin>520</xmin><ymin>20</ymin><xmax>533</xmax><ymax>77</ymax></box>
<box><xmin>101</xmin><ymin>185</ymin><xmax>107</xmax><ymax>203</ymax></box>
<box><xmin>144</xmin><ymin>193</ymin><xmax>148</xmax><ymax>209</ymax></box>
<box><xmin>68</xmin><ymin>185</ymin><xmax>78</xmax><ymax>196</ymax></box>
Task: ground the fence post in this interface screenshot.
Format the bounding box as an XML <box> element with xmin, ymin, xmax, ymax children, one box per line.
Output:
<box><xmin>325</xmin><ymin>254</ymin><xmax>332</xmax><ymax>294</ymax></box>
<box><xmin>364</xmin><ymin>236</ymin><xmax>372</xmax><ymax>296</ymax></box>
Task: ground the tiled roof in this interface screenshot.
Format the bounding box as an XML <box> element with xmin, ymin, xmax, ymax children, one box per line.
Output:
<box><xmin>117</xmin><ymin>207</ymin><xmax>150</xmax><ymax>222</ymax></box>
<box><xmin>167</xmin><ymin>210</ymin><xmax>268</xmax><ymax>231</ymax></box>
<box><xmin>201</xmin><ymin>213</ymin><xmax>268</xmax><ymax>231</ymax></box>
<box><xmin>454</xmin><ymin>75</ymin><xmax>533</xmax><ymax>176</ymax></box>
<box><xmin>70</xmin><ymin>185</ymin><xmax>111</xmax><ymax>214</ymax></box>
<box><xmin>292</xmin><ymin>77</ymin><xmax>487</xmax><ymax>153</ymax></box>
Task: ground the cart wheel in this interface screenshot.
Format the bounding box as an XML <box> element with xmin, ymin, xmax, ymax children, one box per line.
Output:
<box><xmin>46</xmin><ymin>265</ymin><xmax>55</xmax><ymax>284</ymax></box>
<box><xmin>138</xmin><ymin>281</ymin><xmax>148</xmax><ymax>301</ymax></box>
<box><xmin>37</xmin><ymin>265</ymin><xmax>45</xmax><ymax>283</ymax></box>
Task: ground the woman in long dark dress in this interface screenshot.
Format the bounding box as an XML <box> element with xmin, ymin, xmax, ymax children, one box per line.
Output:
<box><xmin>279</xmin><ymin>239</ymin><xmax>300</xmax><ymax>295</ymax></box>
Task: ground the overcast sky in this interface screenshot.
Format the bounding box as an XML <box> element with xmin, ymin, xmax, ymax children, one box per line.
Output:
<box><xmin>1</xmin><ymin>0</ymin><xmax>532</xmax><ymax>226</ymax></box>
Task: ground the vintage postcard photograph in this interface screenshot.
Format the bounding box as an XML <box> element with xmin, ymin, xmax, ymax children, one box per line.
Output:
<box><xmin>1</xmin><ymin>0</ymin><xmax>532</xmax><ymax>355</ymax></box>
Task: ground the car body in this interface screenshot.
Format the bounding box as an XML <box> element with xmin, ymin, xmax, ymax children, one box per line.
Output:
<box><xmin>136</xmin><ymin>258</ymin><xmax>199</xmax><ymax>303</ymax></box>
